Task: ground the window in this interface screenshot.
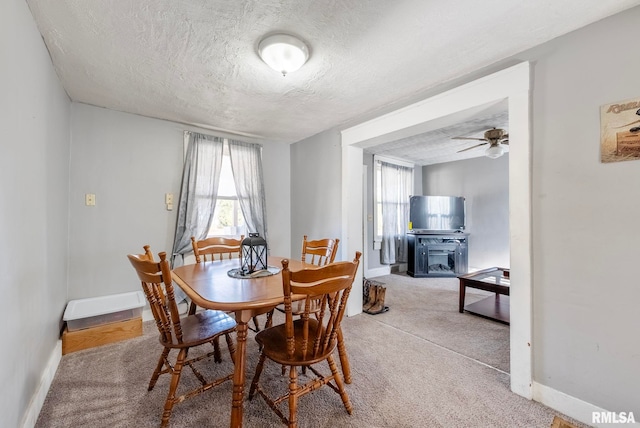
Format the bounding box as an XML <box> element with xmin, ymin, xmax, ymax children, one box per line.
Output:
<box><xmin>208</xmin><ymin>142</ymin><xmax>246</xmax><ymax>237</ymax></box>
<box><xmin>373</xmin><ymin>155</ymin><xmax>414</xmax><ymax>244</ymax></box>
<box><xmin>173</xmin><ymin>131</ymin><xmax>266</xmax><ymax>264</ymax></box>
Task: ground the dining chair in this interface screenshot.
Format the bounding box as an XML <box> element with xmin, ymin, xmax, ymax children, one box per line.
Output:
<box><xmin>248</xmin><ymin>252</ymin><xmax>361</xmax><ymax>427</ymax></box>
<box><xmin>301</xmin><ymin>235</ymin><xmax>339</xmax><ymax>266</ymax></box>
<box><xmin>189</xmin><ymin>235</ymin><xmax>244</xmax><ymax>315</ymax></box>
<box><xmin>190</xmin><ymin>235</ymin><xmax>261</xmax><ymax>332</ymax></box>
<box><xmin>295</xmin><ymin>235</ymin><xmax>340</xmax><ymax>318</ymax></box>
<box><xmin>191</xmin><ymin>235</ymin><xmax>244</xmax><ymax>263</ymax></box>
<box><xmin>127</xmin><ymin>249</ymin><xmax>237</xmax><ymax>428</ymax></box>
<box><xmin>265</xmin><ymin>236</ymin><xmax>352</xmax><ymax>382</ymax></box>
<box><xmin>266</xmin><ymin>236</ymin><xmax>340</xmax><ymax>325</ymax></box>
<box><xmin>139</xmin><ymin>244</ymin><xmax>154</xmax><ymax>261</ymax></box>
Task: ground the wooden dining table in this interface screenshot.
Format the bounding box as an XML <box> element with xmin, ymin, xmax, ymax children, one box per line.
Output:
<box><xmin>171</xmin><ymin>256</ymin><xmax>317</xmax><ymax>428</ymax></box>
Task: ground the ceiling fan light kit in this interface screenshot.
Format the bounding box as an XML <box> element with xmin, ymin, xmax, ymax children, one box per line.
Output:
<box><xmin>485</xmin><ymin>144</ymin><xmax>505</xmax><ymax>159</ymax></box>
<box><xmin>453</xmin><ymin>127</ymin><xmax>509</xmax><ymax>159</ymax></box>
<box><xmin>258</xmin><ymin>34</ymin><xmax>309</xmax><ymax>76</ymax></box>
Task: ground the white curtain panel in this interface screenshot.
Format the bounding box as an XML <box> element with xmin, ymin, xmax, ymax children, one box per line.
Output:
<box><xmin>380</xmin><ymin>161</ymin><xmax>412</xmax><ymax>264</ymax></box>
<box><xmin>171</xmin><ymin>132</ymin><xmax>224</xmax><ymax>266</ymax></box>
<box><xmin>228</xmin><ymin>139</ymin><xmax>269</xmax><ymax>245</ymax></box>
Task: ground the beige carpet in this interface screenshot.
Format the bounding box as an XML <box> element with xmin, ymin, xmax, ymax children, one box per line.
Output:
<box><xmin>35</xmin><ymin>275</ymin><xmax>589</xmax><ymax>428</ymax></box>
<box><xmin>369</xmin><ymin>273</ymin><xmax>510</xmax><ymax>372</ymax></box>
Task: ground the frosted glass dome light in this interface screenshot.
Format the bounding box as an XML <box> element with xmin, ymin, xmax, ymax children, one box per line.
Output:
<box><xmin>485</xmin><ymin>144</ymin><xmax>505</xmax><ymax>159</ymax></box>
<box><xmin>258</xmin><ymin>34</ymin><xmax>309</xmax><ymax>76</ymax></box>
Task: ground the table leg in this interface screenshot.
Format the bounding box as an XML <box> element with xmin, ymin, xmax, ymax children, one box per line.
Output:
<box><xmin>459</xmin><ymin>279</ymin><xmax>466</xmax><ymax>313</ymax></box>
<box><xmin>230</xmin><ymin>313</ymin><xmax>250</xmax><ymax>428</ymax></box>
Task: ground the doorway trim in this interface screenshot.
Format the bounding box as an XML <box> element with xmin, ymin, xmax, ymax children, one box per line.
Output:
<box><xmin>340</xmin><ymin>62</ymin><xmax>532</xmax><ymax>399</ymax></box>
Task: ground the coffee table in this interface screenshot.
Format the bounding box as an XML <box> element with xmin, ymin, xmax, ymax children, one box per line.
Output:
<box><xmin>458</xmin><ymin>267</ymin><xmax>510</xmax><ymax>324</ymax></box>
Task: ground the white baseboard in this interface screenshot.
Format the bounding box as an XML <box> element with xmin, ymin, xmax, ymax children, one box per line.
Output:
<box><xmin>395</xmin><ymin>263</ymin><xmax>408</xmax><ymax>272</ymax></box>
<box><xmin>365</xmin><ymin>266</ymin><xmax>391</xmax><ymax>278</ymax></box>
<box><xmin>21</xmin><ymin>340</ymin><xmax>62</xmax><ymax>428</ymax></box>
<box><xmin>533</xmin><ymin>381</ymin><xmax>640</xmax><ymax>427</ymax></box>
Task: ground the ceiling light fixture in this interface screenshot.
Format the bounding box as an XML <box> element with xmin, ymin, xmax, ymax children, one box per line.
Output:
<box><xmin>485</xmin><ymin>144</ymin><xmax>505</xmax><ymax>159</ymax></box>
<box><xmin>258</xmin><ymin>34</ymin><xmax>309</xmax><ymax>76</ymax></box>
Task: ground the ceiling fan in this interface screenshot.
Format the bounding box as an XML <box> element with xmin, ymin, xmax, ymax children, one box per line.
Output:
<box><xmin>452</xmin><ymin>127</ymin><xmax>509</xmax><ymax>159</ymax></box>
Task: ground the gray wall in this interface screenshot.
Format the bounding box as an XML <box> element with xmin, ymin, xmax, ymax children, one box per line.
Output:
<box><xmin>290</xmin><ymin>129</ymin><xmax>343</xmax><ymax>258</ymax></box>
<box><xmin>68</xmin><ymin>104</ymin><xmax>183</xmax><ymax>298</ymax></box>
<box><xmin>518</xmin><ymin>8</ymin><xmax>640</xmax><ymax>413</ymax></box>
<box><xmin>1</xmin><ymin>0</ymin><xmax>71</xmax><ymax>426</ymax></box>
<box><xmin>261</xmin><ymin>136</ymin><xmax>292</xmax><ymax>258</ymax></box>
<box><xmin>68</xmin><ymin>103</ymin><xmax>291</xmax><ymax>299</ymax></box>
<box><xmin>422</xmin><ymin>155</ymin><xmax>509</xmax><ymax>269</ymax></box>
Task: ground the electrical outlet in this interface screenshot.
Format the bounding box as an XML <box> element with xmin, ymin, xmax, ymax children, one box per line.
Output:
<box><xmin>85</xmin><ymin>193</ymin><xmax>96</xmax><ymax>206</ymax></box>
<box><xmin>165</xmin><ymin>193</ymin><xmax>174</xmax><ymax>211</ymax></box>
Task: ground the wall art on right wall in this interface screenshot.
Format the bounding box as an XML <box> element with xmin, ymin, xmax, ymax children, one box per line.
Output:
<box><xmin>600</xmin><ymin>96</ymin><xmax>640</xmax><ymax>163</ymax></box>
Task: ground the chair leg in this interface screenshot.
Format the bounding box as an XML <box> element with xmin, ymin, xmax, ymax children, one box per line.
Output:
<box><xmin>212</xmin><ymin>336</ymin><xmax>222</xmax><ymax>363</ymax></box>
<box><xmin>161</xmin><ymin>347</ymin><xmax>187</xmax><ymax>427</ymax></box>
<box><xmin>265</xmin><ymin>309</ymin><xmax>274</xmax><ymax>329</ymax></box>
<box><xmin>288</xmin><ymin>366</ymin><xmax>298</xmax><ymax>428</ymax></box>
<box><xmin>327</xmin><ymin>355</ymin><xmax>352</xmax><ymax>415</ymax></box>
<box><xmin>336</xmin><ymin>327</ymin><xmax>352</xmax><ymax>384</ymax></box>
<box><xmin>249</xmin><ymin>352</ymin><xmax>267</xmax><ymax>400</ymax></box>
<box><xmin>149</xmin><ymin>347</ymin><xmax>170</xmax><ymax>391</ymax></box>
<box><xmin>224</xmin><ymin>333</ymin><xmax>236</xmax><ymax>364</ymax></box>
<box><xmin>251</xmin><ymin>316</ymin><xmax>261</xmax><ymax>332</ymax></box>
<box><xmin>188</xmin><ymin>301</ymin><xmax>197</xmax><ymax>315</ymax></box>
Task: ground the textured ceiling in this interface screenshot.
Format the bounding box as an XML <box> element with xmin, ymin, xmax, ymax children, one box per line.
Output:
<box><xmin>27</xmin><ymin>0</ymin><xmax>640</xmax><ymax>153</ymax></box>
<box><xmin>366</xmin><ymin>101</ymin><xmax>510</xmax><ymax>166</ymax></box>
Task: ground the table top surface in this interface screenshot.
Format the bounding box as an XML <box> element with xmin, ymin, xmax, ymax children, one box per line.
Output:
<box><xmin>458</xmin><ymin>267</ymin><xmax>510</xmax><ymax>287</ymax></box>
<box><xmin>171</xmin><ymin>256</ymin><xmax>312</xmax><ymax>312</ymax></box>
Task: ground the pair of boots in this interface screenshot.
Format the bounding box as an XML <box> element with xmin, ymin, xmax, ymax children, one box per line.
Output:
<box><xmin>363</xmin><ymin>282</ymin><xmax>389</xmax><ymax>314</ymax></box>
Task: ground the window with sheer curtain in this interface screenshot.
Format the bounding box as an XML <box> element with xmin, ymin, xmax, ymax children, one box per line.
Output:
<box><xmin>207</xmin><ymin>143</ymin><xmax>246</xmax><ymax>237</ymax></box>
<box><xmin>375</xmin><ymin>156</ymin><xmax>413</xmax><ymax>265</ymax></box>
<box><xmin>171</xmin><ymin>131</ymin><xmax>267</xmax><ymax>267</ymax></box>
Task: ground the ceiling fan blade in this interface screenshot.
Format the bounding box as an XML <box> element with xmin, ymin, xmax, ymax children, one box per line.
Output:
<box><xmin>456</xmin><ymin>142</ymin><xmax>488</xmax><ymax>153</ymax></box>
<box><xmin>500</xmin><ymin>139</ymin><xmax>509</xmax><ymax>145</ymax></box>
<box><xmin>451</xmin><ymin>136</ymin><xmax>487</xmax><ymax>141</ymax></box>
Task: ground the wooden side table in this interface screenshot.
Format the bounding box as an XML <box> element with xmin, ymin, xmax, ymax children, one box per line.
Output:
<box><xmin>458</xmin><ymin>267</ymin><xmax>510</xmax><ymax>324</ymax></box>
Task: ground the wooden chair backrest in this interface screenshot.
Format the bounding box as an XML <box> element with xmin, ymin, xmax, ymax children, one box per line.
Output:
<box><xmin>280</xmin><ymin>252</ymin><xmax>361</xmax><ymax>361</ymax></box>
<box><xmin>127</xmin><ymin>250</ymin><xmax>184</xmax><ymax>344</ymax></box>
<box><xmin>191</xmin><ymin>235</ymin><xmax>244</xmax><ymax>263</ymax></box>
<box><xmin>139</xmin><ymin>244</ymin><xmax>154</xmax><ymax>262</ymax></box>
<box><xmin>301</xmin><ymin>235</ymin><xmax>340</xmax><ymax>266</ymax></box>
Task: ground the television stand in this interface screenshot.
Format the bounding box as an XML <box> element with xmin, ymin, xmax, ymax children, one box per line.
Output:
<box><xmin>407</xmin><ymin>232</ymin><xmax>469</xmax><ymax>277</ymax></box>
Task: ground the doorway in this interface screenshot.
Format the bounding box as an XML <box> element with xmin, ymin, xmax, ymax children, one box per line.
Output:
<box><xmin>340</xmin><ymin>62</ymin><xmax>532</xmax><ymax>399</ymax></box>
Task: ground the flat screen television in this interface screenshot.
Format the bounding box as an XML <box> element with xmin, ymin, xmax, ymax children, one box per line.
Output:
<box><xmin>409</xmin><ymin>195</ymin><xmax>465</xmax><ymax>232</ymax></box>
